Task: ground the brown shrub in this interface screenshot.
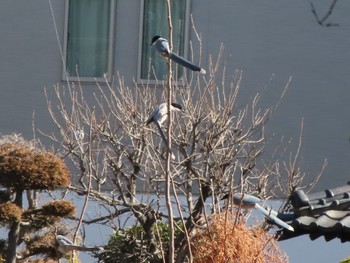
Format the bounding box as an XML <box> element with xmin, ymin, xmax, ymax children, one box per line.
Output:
<box><xmin>191</xmin><ymin>212</ymin><xmax>288</xmax><ymax>263</ymax></box>
<box><xmin>22</xmin><ymin>260</ymin><xmax>58</xmax><ymax>263</ymax></box>
<box><xmin>25</xmin><ymin>233</ymin><xmax>57</xmax><ymax>259</ymax></box>
<box><xmin>0</xmin><ymin>202</ymin><xmax>22</xmax><ymax>224</ymax></box>
<box><xmin>41</xmin><ymin>200</ymin><xmax>76</xmax><ymax>217</ymax></box>
<box><xmin>21</xmin><ymin>214</ymin><xmax>61</xmax><ymax>231</ymax></box>
<box><xmin>0</xmin><ymin>143</ymin><xmax>70</xmax><ymax>190</ymax></box>
<box><xmin>22</xmin><ymin>201</ymin><xmax>76</xmax><ymax>230</ymax></box>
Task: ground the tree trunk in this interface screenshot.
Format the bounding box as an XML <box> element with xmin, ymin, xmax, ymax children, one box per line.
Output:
<box><xmin>6</xmin><ymin>190</ymin><xmax>23</xmax><ymax>263</ymax></box>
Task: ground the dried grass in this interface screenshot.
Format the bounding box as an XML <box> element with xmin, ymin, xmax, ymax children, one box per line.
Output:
<box><xmin>191</xmin><ymin>212</ymin><xmax>288</xmax><ymax>263</ymax></box>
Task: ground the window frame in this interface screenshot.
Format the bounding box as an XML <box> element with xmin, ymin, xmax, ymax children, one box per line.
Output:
<box><xmin>62</xmin><ymin>0</ymin><xmax>116</xmax><ymax>83</ymax></box>
<box><xmin>137</xmin><ymin>0</ymin><xmax>191</xmax><ymax>85</ymax></box>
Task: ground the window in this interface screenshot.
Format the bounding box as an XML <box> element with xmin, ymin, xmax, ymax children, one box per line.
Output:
<box><xmin>63</xmin><ymin>0</ymin><xmax>115</xmax><ymax>81</ymax></box>
<box><xmin>139</xmin><ymin>0</ymin><xmax>189</xmax><ymax>82</ymax></box>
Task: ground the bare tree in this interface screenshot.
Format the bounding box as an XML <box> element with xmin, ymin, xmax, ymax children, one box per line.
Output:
<box><xmin>40</xmin><ymin>36</ymin><xmax>326</xmax><ymax>261</ymax></box>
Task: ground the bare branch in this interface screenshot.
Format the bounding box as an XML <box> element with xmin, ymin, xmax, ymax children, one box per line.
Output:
<box><xmin>310</xmin><ymin>0</ymin><xmax>339</xmax><ymax>27</ymax></box>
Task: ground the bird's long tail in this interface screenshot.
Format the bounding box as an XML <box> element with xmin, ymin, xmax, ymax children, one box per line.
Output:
<box><xmin>71</xmin><ymin>245</ymin><xmax>104</xmax><ymax>252</ymax></box>
<box><xmin>169</xmin><ymin>52</ymin><xmax>206</xmax><ymax>74</ymax></box>
<box><xmin>255</xmin><ymin>204</ymin><xmax>294</xmax><ymax>232</ymax></box>
<box><xmin>155</xmin><ymin>121</ymin><xmax>175</xmax><ymax>159</ymax></box>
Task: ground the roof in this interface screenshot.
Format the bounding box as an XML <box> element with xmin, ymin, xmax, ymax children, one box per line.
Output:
<box><xmin>277</xmin><ymin>182</ymin><xmax>350</xmax><ymax>242</ymax></box>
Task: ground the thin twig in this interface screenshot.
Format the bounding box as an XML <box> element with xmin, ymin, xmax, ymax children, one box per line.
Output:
<box><xmin>73</xmin><ymin>111</ymin><xmax>95</xmax><ymax>248</ymax></box>
<box><xmin>310</xmin><ymin>0</ymin><xmax>339</xmax><ymax>27</ymax></box>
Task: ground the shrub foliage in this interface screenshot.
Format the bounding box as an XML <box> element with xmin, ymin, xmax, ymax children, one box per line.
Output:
<box><xmin>0</xmin><ymin>143</ymin><xmax>70</xmax><ymax>190</ymax></box>
<box><xmin>0</xmin><ymin>137</ymin><xmax>73</xmax><ymax>262</ymax></box>
<box><xmin>191</xmin><ymin>212</ymin><xmax>288</xmax><ymax>263</ymax></box>
<box><xmin>0</xmin><ymin>202</ymin><xmax>22</xmax><ymax>224</ymax></box>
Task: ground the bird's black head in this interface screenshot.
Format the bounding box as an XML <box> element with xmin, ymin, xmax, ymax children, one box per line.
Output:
<box><xmin>151</xmin><ymin>35</ymin><xmax>161</xmax><ymax>45</ymax></box>
<box><xmin>171</xmin><ymin>103</ymin><xmax>183</xmax><ymax>111</ymax></box>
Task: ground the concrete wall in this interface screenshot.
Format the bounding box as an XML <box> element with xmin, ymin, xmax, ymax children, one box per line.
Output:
<box><xmin>0</xmin><ymin>0</ymin><xmax>349</xmax><ymax>190</ymax></box>
<box><xmin>0</xmin><ymin>1</ymin><xmax>64</xmax><ymax>136</ymax></box>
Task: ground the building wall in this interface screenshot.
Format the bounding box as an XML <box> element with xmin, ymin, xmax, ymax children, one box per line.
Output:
<box><xmin>0</xmin><ymin>1</ymin><xmax>65</xmax><ymax>136</ymax></box>
<box><xmin>0</xmin><ymin>0</ymin><xmax>349</xmax><ymax>190</ymax></box>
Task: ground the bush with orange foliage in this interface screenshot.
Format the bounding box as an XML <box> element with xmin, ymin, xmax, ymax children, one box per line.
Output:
<box><xmin>191</xmin><ymin>212</ymin><xmax>288</xmax><ymax>263</ymax></box>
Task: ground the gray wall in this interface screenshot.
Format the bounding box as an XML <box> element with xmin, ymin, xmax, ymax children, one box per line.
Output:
<box><xmin>192</xmin><ymin>0</ymin><xmax>350</xmax><ymax>191</ymax></box>
<box><xmin>0</xmin><ymin>0</ymin><xmax>349</xmax><ymax>191</ymax></box>
<box><xmin>0</xmin><ymin>1</ymin><xmax>64</xmax><ymax>136</ymax></box>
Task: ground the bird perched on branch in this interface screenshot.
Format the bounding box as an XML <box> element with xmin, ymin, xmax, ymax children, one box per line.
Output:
<box><xmin>233</xmin><ymin>193</ymin><xmax>294</xmax><ymax>232</ymax></box>
<box><xmin>151</xmin><ymin>35</ymin><xmax>206</xmax><ymax>74</ymax></box>
<box><xmin>56</xmin><ymin>235</ymin><xmax>104</xmax><ymax>254</ymax></box>
<box><xmin>146</xmin><ymin>102</ymin><xmax>183</xmax><ymax>126</ymax></box>
<box><xmin>145</xmin><ymin>103</ymin><xmax>183</xmax><ymax>159</ymax></box>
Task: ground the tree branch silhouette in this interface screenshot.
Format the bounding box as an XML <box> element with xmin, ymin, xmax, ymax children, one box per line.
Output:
<box><xmin>310</xmin><ymin>0</ymin><xmax>339</xmax><ymax>27</ymax></box>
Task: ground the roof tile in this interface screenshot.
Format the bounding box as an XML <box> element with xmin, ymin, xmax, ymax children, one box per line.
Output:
<box><xmin>278</xmin><ymin>182</ymin><xmax>350</xmax><ymax>242</ymax></box>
